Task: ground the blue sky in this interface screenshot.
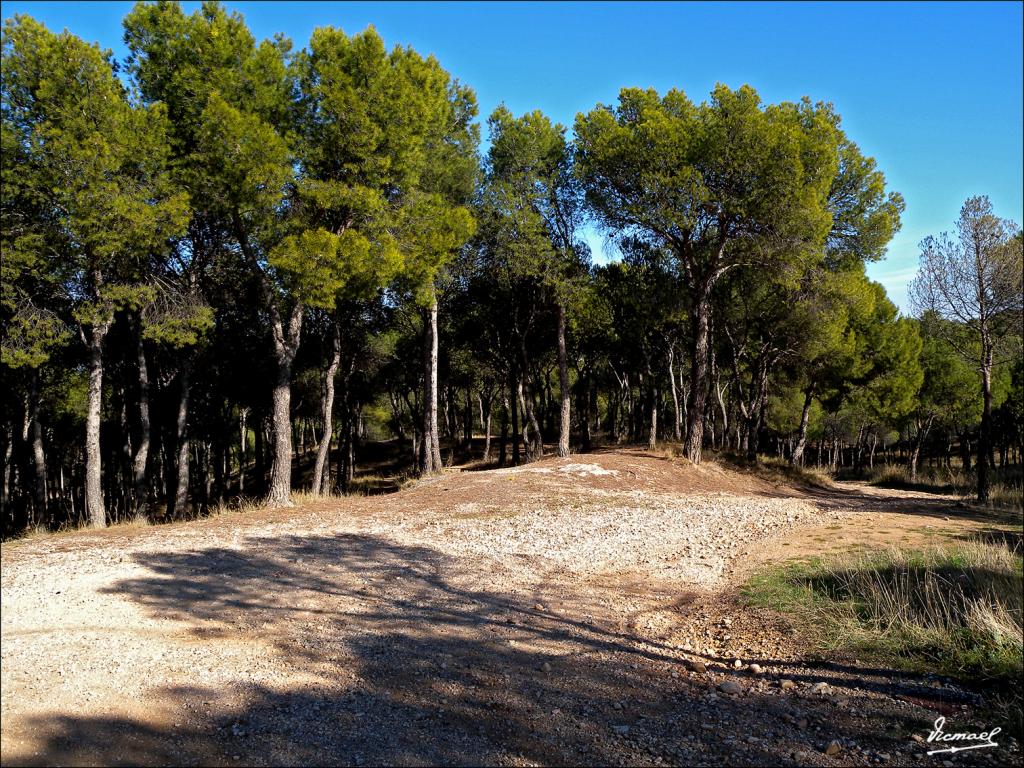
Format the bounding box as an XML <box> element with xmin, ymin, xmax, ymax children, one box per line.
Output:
<box><xmin>3</xmin><ymin>1</ymin><xmax>1022</xmax><ymax>312</ymax></box>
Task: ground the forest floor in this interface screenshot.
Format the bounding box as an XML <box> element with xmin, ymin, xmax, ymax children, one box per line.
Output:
<box><xmin>1</xmin><ymin>448</ymin><xmax>1020</xmax><ymax>767</ymax></box>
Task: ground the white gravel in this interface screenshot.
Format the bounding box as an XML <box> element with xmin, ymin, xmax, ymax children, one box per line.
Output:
<box><xmin>404</xmin><ymin>490</ymin><xmax>829</xmax><ymax>587</ymax></box>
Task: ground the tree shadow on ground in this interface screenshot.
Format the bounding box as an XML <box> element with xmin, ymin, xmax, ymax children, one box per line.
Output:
<box><xmin>956</xmin><ymin>526</ymin><xmax>1024</xmax><ymax>553</ymax></box>
<box><xmin>6</xmin><ymin>533</ymin><xmax>999</xmax><ymax>767</ymax></box>
<box><xmin>793</xmin><ymin>481</ymin><xmax>1023</xmax><ymax>530</ymax></box>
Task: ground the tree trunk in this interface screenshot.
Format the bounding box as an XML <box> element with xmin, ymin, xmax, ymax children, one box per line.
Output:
<box><xmin>853</xmin><ymin>424</ymin><xmax>866</xmax><ymax>473</ymax></box>
<box><xmin>517</xmin><ymin>339</ymin><xmax>543</xmax><ymax>461</ymax></box>
<box><xmin>132</xmin><ymin>322</ymin><xmax>150</xmax><ymax>514</ymax></box>
<box><xmin>29</xmin><ymin>374</ymin><xmax>47</xmax><ymax>525</ymax></box>
<box><xmin>517</xmin><ymin>381</ymin><xmax>530</xmax><ymax>457</ymax></box>
<box><xmin>668</xmin><ymin>344</ymin><xmax>682</xmax><ymax>442</ymax></box>
<box><xmin>743</xmin><ymin>359</ymin><xmax>768</xmax><ymax>463</ymax></box>
<box><xmin>684</xmin><ymin>282</ymin><xmax>711</xmax><ymax>463</ymax></box>
<box><xmin>420</xmin><ymin>293</ymin><xmax>443</xmax><ymax>475</ymax></box>
<box><xmin>84</xmin><ymin>323</ymin><xmax>109</xmax><ymax>528</ymax></box>
<box><xmin>1</xmin><ymin>424</ymin><xmax>12</xmax><ymax>524</ymax></box>
<box><xmin>745</xmin><ymin>410</ymin><xmax>759</xmax><ymax>462</ymax></box>
<box><xmin>510</xmin><ymin>368</ymin><xmax>521</xmax><ymax>466</ymax></box>
<box><xmin>978</xmin><ymin>359</ymin><xmax>993</xmax><ymax>502</ymax></box>
<box><xmin>556</xmin><ymin>302</ymin><xmax>571</xmax><ymax>458</ymax></box>
<box><xmin>202</xmin><ymin>441</ymin><xmax>212</xmax><ymax>508</ymax></box>
<box><xmin>168</xmin><ymin>361</ymin><xmax>191</xmax><ymax>519</ymax></box>
<box><xmin>790</xmin><ymin>385</ymin><xmax>814</xmax><ymax>466</ymax></box>
<box><xmin>463</xmin><ymin>387</ymin><xmax>473</xmax><ymax>448</ymax></box>
<box><xmin>312</xmin><ymin>320</ymin><xmax>342</xmax><ymax>495</ymax></box>
<box><xmin>340</xmin><ymin>398</ymin><xmax>356</xmax><ymax>491</ymax></box>
<box><xmin>237</xmin><ymin>214</ymin><xmax>302</xmax><ymax>506</ymax></box>
<box><xmin>266</xmin><ymin>302</ymin><xmax>302</xmax><ymax>507</ymax></box>
<box><xmin>214</xmin><ymin>434</ymin><xmax>226</xmax><ymax>507</ymax></box>
<box><xmin>959</xmin><ymin>432</ymin><xmax>972</xmax><ymax>474</ymax></box>
<box><xmin>520</xmin><ymin>379</ymin><xmax>542</xmax><ymax>461</ymax></box>
<box><xmin>499</xmin><ymin>391</ymin><xmax>510</xmax><ymax>467</ymax></box>
<box><xmin>580</xmin><ymin>378</ymin><xmax>593</xmax><ymax>452</ymax></box>
<box><xmin>267</xmin><ymin>359</ymin><xmax>294</xmax><ymax>506</ymax></box>
<box><xmin>908</xmin><ymin>415</ymin><xmax>933</xmax><ymax>483</ymax></box>
<box><xmin>238</xmin><ymin>407</ymin><xmax>248</xmax><ymax>494</ymax></box>
<box><xmin>481</xmin><ymin>394</ymin><xmax>492</xmax><ymax>462</ymax></box>
<box><xmin>648</xmin><ymin>385</ymin><xmax>658</xmax><ymax>451</ymax></box>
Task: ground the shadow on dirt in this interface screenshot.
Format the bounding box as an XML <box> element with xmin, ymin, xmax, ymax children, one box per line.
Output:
<box><xmin>8</xmin><ymin>531</ymin><xmax>987</xmax><ymax>766</ymax></box>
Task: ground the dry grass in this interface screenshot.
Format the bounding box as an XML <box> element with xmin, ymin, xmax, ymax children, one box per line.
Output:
<box><xmin>867</xmin><ymin>463</ymin><xmax>1023</xmax><ymax>511</ymax></box>
<box><xmin>865</xmin><ymin>463</ymin><xmax>963</xmax><ymax>492</ymax></box>
<box><xmin>746</xmin><ymin>540</ymin><xmax>1024</xmax><ymax>683</ymax></box>
<box><xmin>715</xmin><ymin>453</ymin><xmax>836</xmax><ymax>490</ymax></box>
<box><xmin>13</xmin><ymin>512</ymin><xmax>151</xmax><ymax>541</ymax></box>
<box><xmin>7</xmin><ymin>477</ymin><xmax>417</xmax><ymax>542</ymax></box>
<box><xmin>757</xmin><ymin>455</ymin><xmax>836</xmax><ymax>489</ymax></box>
<box><xmin>19</xmin><ymin>522</ymin><xmax>59</xmax><ymax>540</ymax></box>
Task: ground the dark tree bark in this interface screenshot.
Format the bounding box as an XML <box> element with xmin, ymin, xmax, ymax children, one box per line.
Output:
<box><xmin>132</xmin><ymin>320</ymin><xmax>151</xmax><ymax>514</ymax></box>
<box><xmin>1</xmin><ymin>423</ymin><xmax>12</xmax><ymax>524</ymax></box>
<box><xmin>29</xmin><ymin>374</ymin><xmax>46</xmax><ymax>525</ymax></box>
<box><xmin>648</xmin><ymin>384</ymin><xmax>659</xmax><ymax>451</ymax></box>
<box><xmin>510</xmin><ymin>368</ymin><xmax>521</xmax><ymax>466</ymax></box>
<box><xmin>498</xmin><ymin>392</ymin><xmax>509</xmax><ymax>467</ymax></box>
<box><xmin>580</xmin><ymin>376</ymin><xmax>592</xmax><ymax>452</ymax></box>
<box><xmin>790</xmin><ymin>385</ymin><xmax>815</xmax><ymax>466</ymax></box>
<box><xmin>684</xmin><ymin>279</ymin><xmax>712</xmax><ymax>463</ymax></box>
<box><xmin>979</xmin><ymin>356</ymin><xmax>993</xmax><ymax>502</ymax></box>
<box><xmin>168</xmin><ymin>360</ymin><xmax>191</xmax><ymax>519</ymax></box>
<box><xmin>959</xmin><ymin>432</ymin><xmax>972</xmax><ymax>474</ymax></box>
<box><xmin>520</xmin><ymin>379</ymin><xmax>543</xmax><ymax>461</ymax></box>
<box><xmin>254</xmin><ymin>410</ymin><xmax>266</xmax><ymax>493</ymax></box>
<box><xmin>232</xmin><ymin>210</ymin><xmax>300</xmax><ymax>507</ymax></box>
<box><xmin>518</xmin><ymin>339</ymin><xmax>543</xmax><ymax>461</ymax></box>
<box><xmin>238</xmin><ymin>407</ymin><xmax>248</xmax><ymax>495</ymax></box>
<box><xmin>463</xmin><ymin>387</ymin><xmax>473</xmax><ymax>448</ymax></box>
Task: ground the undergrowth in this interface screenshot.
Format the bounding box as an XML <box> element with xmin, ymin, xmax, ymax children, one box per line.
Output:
<box><xmin>744</xmin><ymin>541</ymin><xmax>1024</xmax><ymax>734</ymax></box>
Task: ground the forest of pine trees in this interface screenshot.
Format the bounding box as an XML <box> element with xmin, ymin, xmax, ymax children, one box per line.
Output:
<box><xmin>2</xmin><ymin>2</ymin><xmax>1022</xmax><ymax>536</ymax></box>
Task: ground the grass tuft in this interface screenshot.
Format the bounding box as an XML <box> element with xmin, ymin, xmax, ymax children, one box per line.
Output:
<box><xmin>744</xmin><ymin>540</ymin><xmax>1023</xmax><ymax>725</ymax></box>
<box><xmin>713</xmin><ymin>452</ymin><xmax>836</xmax><ymax>490</ymax></box>
<box><xmin>865</xmin><ymin>463</ymin><xmax>1022</xmax><ymax>512</ymax></box>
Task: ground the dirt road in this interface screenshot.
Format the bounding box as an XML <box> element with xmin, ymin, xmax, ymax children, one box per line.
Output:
<box><xmin>1</xmin><ymin>451</ymin><xmax>1016</xmax><ymax>766</ymax></box>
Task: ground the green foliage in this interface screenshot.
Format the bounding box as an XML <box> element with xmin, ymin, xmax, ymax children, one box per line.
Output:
<box><xmin>574</xmin><ymin>85</ymin><xmax>839</xmax><ymax>276</ymax></box>
<box><xmin>401</xmin><ymin>193</ymin><xmax>476</xmax><ymax>302</ymax></box>
<box><xmin>269</xmin><ymin>228</ymin><xmax>389</xmax><ymax>309</ymax></box>
<box><xmin>3</xmin><ymin>2</ymin><xmax>1017</xmax><ymax>536</ymax></box>
<box><xmin>0</xmin><ymin>304</ymin><xmax>69</xmax><ymax>369</ymax></box>
<box><xmin>141</xmin><ymin>288</ymin><xmax>215</xmax><ymax>348</ymax></box>
<box><xmin>483</xmin><ymin>106</ymin><xmax>589</xmax><ymax>301</ymax></box>
<box><xmin>848</xmin><ymin>282</ymin><xmax>923</xmax><ymax>422</ymax></box>
<box><xmin>915</xmin><ymin>319</ymin><xmax>982</xmax><ymax>426</ymax></box>
<box><xmin>824</xmin><ymin>131</ymin><xmax>905</xmax><ymax>267</ymax></box>
<box><xmin>290</xmin><ymin>23</ymin><xmax>478</xmax><ymax>307</ymax></box>
<box><xmin>2</xmin><ymin>13</ymin><xmax>189</xmax><ymax>331</ymax></box>
<box><xmin>192</xmin><ymin>91</ymin><xmax>292</xmax><ymax>225</ymax></box>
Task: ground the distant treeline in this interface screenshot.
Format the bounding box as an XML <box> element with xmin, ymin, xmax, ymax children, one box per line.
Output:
<box><xmin>2</xmin><ymin>2</ymin><xmax>1022</xmax><ymax>535</ymax></box>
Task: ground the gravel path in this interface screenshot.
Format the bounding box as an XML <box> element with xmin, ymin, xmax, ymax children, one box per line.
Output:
<box><xmin>1</xmin><ymin>451</ymin><xmax>1015</xmax><ymax>766</ymax></box>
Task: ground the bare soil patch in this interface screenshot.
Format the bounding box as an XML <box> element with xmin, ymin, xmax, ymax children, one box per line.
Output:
<box><xmin>2</xmin><ymin>450</ymin><xmax>1018</xmax><ymax>766</ymax></box>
